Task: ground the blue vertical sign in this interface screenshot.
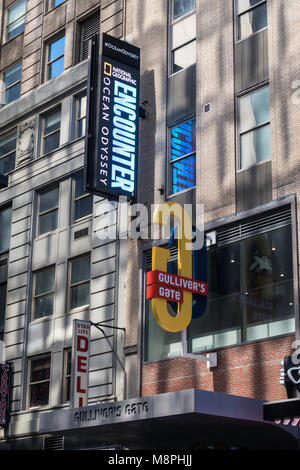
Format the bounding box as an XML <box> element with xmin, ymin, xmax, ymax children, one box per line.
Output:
<box><xmin>85</xmin><ymin>33</ymin><xmax>140</xmax><ymax>202</ymax></box>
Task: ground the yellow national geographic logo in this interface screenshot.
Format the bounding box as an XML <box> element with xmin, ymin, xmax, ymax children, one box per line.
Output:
<box><xmin>104</xmin><ymin>62</ymin><xmax>112</xmax><ymax>76</ymax></box>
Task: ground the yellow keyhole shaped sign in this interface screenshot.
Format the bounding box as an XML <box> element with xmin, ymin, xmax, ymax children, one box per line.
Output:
<box><xmin>151</xmin><ymin>202</ymin><xmax>193</xmax><ymax>332</ymax></box>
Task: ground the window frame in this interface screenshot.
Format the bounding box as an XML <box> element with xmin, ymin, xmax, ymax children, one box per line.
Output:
<box><xmin>31</xmin><ymin>265</ymin><xmax>56</xmax><ymax>321</ymax></box>
<box><xmin>167</xmin><ymin>116</ymin><xmax>196</xmax><ymax>196</ymax></box>
<box><xmin>41</xmin><ymin>105</ymin><xmax>61</xmax><ymax>156</ymax></box>
<box><xmin>68</xmin><ymin>254</ymin><xmax>91</xmax><ymax>312</ymax></box>
<box><xmin>72</xmin><ymin>172</ymin><xmax>93</xmax><ymax>223</ymax></box>
<box><xmin>0</xmin><ymin>129</ymin><xmax>17</xmax><ymax>175</ymax></box>
<box><xmin>45</xmin><ymin>33</ymin><xmax>65</xmax><ymax>82</ymax></box>
<box><xmin>27</xmin><ymin>354</ymin><xmax>51</xmax><ymax>409</ymax></box>
<box><xmin>1</xmin><ymin>61</ymin><xmax>22</xmax><ymax>106</ymax></box>
<box><xmin>235</xmin><ymin>0</ymin><xmax>267</xmax><ymax>43</ymax></box>
<box><xmin>236</xmin><ymin>82</ymin><xmax>270</xmax><ymax>171</ymax></box>
<box><xmin>5</xmin><ymin>0</ymin><xmax>26</xmax><ymax>43</ymax></box>
<box><xmin>63</xmin><ymin>348</ymin><xmax>72</xmax><ymax>403</ymax></box>
<box><xmin>0</xmin><ymin>205</ymin><xmax>12</xmax><ymax>255</ymax></box>
<box><xmin>36</xmin><ymin>184</ymin><xmax>60</xmax><ymax>238</ymax></box>
<box><xmin>169</xmin><ymin>0</ymin><xmax>196</xmax><ymax>76</ymax></box>
<box><xmin>74</xmin><ymin>92</ymin><xmax>87</xmax><ymax>140</ymax></box>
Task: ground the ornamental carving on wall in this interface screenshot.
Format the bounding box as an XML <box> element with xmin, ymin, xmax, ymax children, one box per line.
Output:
<box><xmin>16</xmin><ymin>118</ymin><xmax>37</xmax><ymax>166</ymax></box>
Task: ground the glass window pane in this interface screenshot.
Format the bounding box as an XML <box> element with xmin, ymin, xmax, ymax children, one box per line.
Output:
<box><xmin>75</xmin><ymin>174</ymin><xmax>85</xmax><ymax>198</ymax></box>
<box><xmin>49</xmin><ymin>36</ymin><xmax>65</xmax><ymax>62</ymax></box>
<box><xmin>48</xmin><ymin>56</ymin><xmax>64</xmax><ymax>79</ymax></box>
<box><xmin>35</xmin><ymin>269</ymin><xmax>55</xmax><ymax>295</ymax></box>
<box><xmin>39</xmin><ymin>210</ymin><xmax>58</xmax><ymax>235</ymax></box>
<box><xmin>5</xmin><ymin>82</ymin><xmax>21</xmax><ymax>104</ymax></box>
<box><xmin>78</xmin><ymin>95</ymin><xmax>87</xmax><ymax>119</ymax></box>
<box><xmin>172</xmin><ymin>40</ymin><xmax>196</xmax><ymax>73</ymax></box>
<box><xmin>35</xmin><ymin>293</ymin><xmax>54</xmax><ymax>318</ymax></box>
<box><xmin>237</xmin><ymin>0</ymin><xmax>263</xmax><ymax>14</ymax></box>
<box><xmin>144</xmin><ymin>298</ymin><xmax>181</xmax><ymax>362</ymax></box>
<box><xmin>239</xmin><ymin>87</ymin><xmax>269</xmax><ymax>133</ymax></box>
<box><xmin>170</xmin><ymin>119</ymin><xmax>196</xmax><ymax>161</ymax></box>
<box><xmin>71</xmin><ymin>282</ymin><xmax>90</xmax><ymax>309</ymax></box>
<box><xmin>7</xmin><ymin>0</ymin><xmax>26</xmax><ymax>24</ymax></box>
<box><xmin>71</xmin><ymin>257</ymin><xmax>90</xmax><ymax>284</ymax></box>
<box><xmin>240</xmin><ymin>124</ymin><xmax>271</xmax><ymax>168</ymax></box>
<box><xmin>77</xmin><ymin>118</ymin><xmax>86</xmax><ymax>138</ymax></box>
<box><xmin>173</xmin><ymin>0</ymin><xmax>196</xmax><ymax>20</ymax></box>
<box><xmin>53</xmin><ymin>0</ymin><xmax>65</xmax><ymax>6</ymax></box>
<box><xmin>186</xmin><ymin>224</ymin><xmax>294</xmax><ymax>353</ymax></box>
<box><xmin>0</xmin><ymin>206</ymin><xmax>12</xmax><ymax>252</ymax></box>
<box><xmin>0</xmin><ymin>284</ymin><xmax>7</xmax><ymax>331</ymax></box>
<box><xmin>31</xmin><ymin>357</ymin><xmax>51</xmax><ymax>382</ymax></box>
<box><xmin>238</xmin><ymin>3</ymin><xmax>267</xmax><ymax>40</ymax></box>
<box><xmin>44</xmin><ymin>110</ymin><xmax>61</xmax><ymax>135</ymax></box>
<box><xmin>7</xmin><ymin>17</ymin><xmax>25</xmax><ymax>40</ymax></box>
<box><xmin>43</xmin><ymin>131</ymin><xmax>60</xmax><ymax>154</ymax></box>
<box><xmin>172</xmin><ymin>155</ymin><xmax>195</xmax><ymax>194</ymax></box>
<box><xmin>39</xmin><ymin>187</ymin><xmax>59</xmax><ymax>213</ymax></box>
<box><xmin>172</xmin><ymin>13</ymin><xmax>196</xmax><ymax>49</ymax></box>
<box><xmin>30</xmin><ymin>382</ymin><xmax>50</xmax><ymax>407</ymax></box>
<box><xmin>0</xmin><ymin>153</ymin><xmax>15</xmax><ymax>175</ymax></box>
<box><xmin>0</xmin><ymin>132</ymin><xmax>17</xmax><ymax>157</ymax></box>
<box><xmin>75</xmin><ymin>196</ymin><xmax>93</xmax><ymax>220</ymax></box>
<box><xmin>4</xmin><ymin>63</ymin><xmax>22</xmax><ymax>88</ymax></box>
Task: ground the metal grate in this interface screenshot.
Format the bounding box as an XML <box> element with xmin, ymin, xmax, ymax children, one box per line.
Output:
<box><xmin>80</xmin><ymin>11</ymin><xmax>100</xmax><ymax>62</ymax></box>
<box><xmin>203</xmin><ymin>103</ymin><xmax>211</xmax><ymax>113</ymax></box>
<box><xmin>74</xmin><ymin>227</ymin><xmax>89</xmax><ymax>240</ymax></box>
<box><xmin>217</xmin><ymin>207</ymin><xmax>291</xmax><ymax>246</ymax></box>
<box><xmin>144</xmin><ymin>206</ymin><xmax>292</xmax><ymax>265</ymax></box>
<box><xmin>43</xmin><ymin>435</ymin><xmax>64</xmax><ymax>451</ymax></box>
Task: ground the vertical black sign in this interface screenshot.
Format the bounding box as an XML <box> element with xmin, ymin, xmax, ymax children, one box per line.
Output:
<box><xmin>85</xmin><ymin>33</ymin><xmax>140</xmax><ymax>202</ymax></box>
<box><xmin>0</xmin><ymin>363</ymin><xmax>11</xmax><ymax>427</ymax></box>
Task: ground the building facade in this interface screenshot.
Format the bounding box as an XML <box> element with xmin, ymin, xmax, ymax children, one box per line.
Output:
<box><xmin>0</xmin><ymin>0</ymin><xmax>299</xmax><ymax>450</ymax></box>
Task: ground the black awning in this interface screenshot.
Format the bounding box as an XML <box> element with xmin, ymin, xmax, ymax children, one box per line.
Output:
<box><xmin>39</xmin><ymin>389</ymin><xmax>299</xmax><ymax>450</ymax></box>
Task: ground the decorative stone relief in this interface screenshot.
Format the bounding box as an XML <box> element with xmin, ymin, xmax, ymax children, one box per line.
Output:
<box><xmin>16</xmin><ymin>118</ymin><xmax>37</xmax><ymax>167</ymax></box>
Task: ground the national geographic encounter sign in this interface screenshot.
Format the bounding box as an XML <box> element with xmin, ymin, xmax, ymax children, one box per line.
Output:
<box><xmin>85</xmin><ymin>33</ymin><xmax>140</xmax><ymax>202</ymax></box>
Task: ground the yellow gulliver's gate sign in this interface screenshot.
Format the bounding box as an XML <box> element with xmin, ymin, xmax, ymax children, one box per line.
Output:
<box><xmin>146</xmin><ymin>202</ymin><xmax>208</xmax><ymax>333</ymax></box>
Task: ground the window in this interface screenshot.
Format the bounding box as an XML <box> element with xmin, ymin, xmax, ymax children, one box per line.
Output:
<box><xmin>28</xmin><ymin>355</ymin><xmax>51</xmax><ymax>408</ymax></box>
<box><xmin>51</xmin><ymin>0</ymin><xmax>65</xmax><ymax>8</ymax></box>
<box><xmin>42</xmin><ymin>107</ymin><xmax>61</xmax><ymax>155</ymax></box>
<box><xmin>0</xmin><ymin>283</ymin><xmax>7</xmax><ymax>342</ymax></box>
<box><xmin>32</xmin><ymin>267</ymin><xmax>55</xmax><ymax>320</ymax></box>
<box><xmin>75</xmin><ymin>94</ymin><xmax>87</xmax><ymax>138</ymax></box>
<box><xmin>37</xmin><ymin>186</ymin><xmax>59</xmax><ymax>236</ymax></box>
<box><xmin>144</xmin><ymin>209</ymin><xmax>295</xmax><ymax>361</ymax></box>
<box><xmin>63</xmin><ymin>349</ymin><xmax>72</xmax><ymax>402</ymax></box>
<box><xmin>0</xmin><ymin>206</ymin><xmax>12</xmax><ymax>253</ymax></box>
<box><xmin>73</xmin><ymin>173</ymin><xmax>93</xmax><ymax>221</ymax></box>
<box><xmin>0</xmin><ymin>131</ymin><xmax>17</xmax><ymax>175</ymax></box>
<box><xmin>79</xmin><ymin>11</ymin><xmax>100</xmax><ymax>62</ymax></box>
<box><xmin>238</xmin><ymin>86</ymin><xmax>270</xmax><ymax>169</ymax></box>
<box><xmin>69</xmin><ymin>255</ymin><xmax>90</xmax><ymax>310</ymax></box>
<box><xmin>6</xmin><ymin>0</ymin><xmax>26</xmax><ymax>41</ymax></box>
<box><xmin>236</xmin><ymin>0</ymin><xmax>267</xmax><ymax>41</ymax></box>
<box><xmin>169</xmin><ymin>118</ymin><xmax>196</xmax><ymax>194</ymax></box>
<box><xmin>170</xmin><ymin>0</ymin><xmax>196</xmax><ymax>74</ymax></box>
<box><xmin>46</xmin><ymin>35</ymin><xmax>65</xmax><ymax>80</ymax></box>
<box><xmin>1</xmin><ymin>62</ymin><xmax>22</xmax><ymax>106</ymax></box>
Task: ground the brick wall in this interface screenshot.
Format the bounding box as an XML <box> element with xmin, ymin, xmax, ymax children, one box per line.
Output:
<box><xmin>142</xmin><ymin>335</ymin><xmax>295</xmax><ymax>402</ymax></box>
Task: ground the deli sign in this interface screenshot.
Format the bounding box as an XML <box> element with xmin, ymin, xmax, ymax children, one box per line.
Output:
<box><xmin>72</xmin><ymin>320</ymin><xmax>91</xmax><ymax>409</ymax></box>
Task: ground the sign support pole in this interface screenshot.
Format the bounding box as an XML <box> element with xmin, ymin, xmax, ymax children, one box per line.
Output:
<box><xmin>181</xmin><ymin>329</ymin><xmax>217</xmax><ymax>368</ymax></box>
